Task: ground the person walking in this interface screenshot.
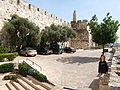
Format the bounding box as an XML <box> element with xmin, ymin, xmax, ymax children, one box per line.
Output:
<box><xmin>98</xmin><ymin>55</ymin><xmax>108</xmax><ymax>74</ymax></box>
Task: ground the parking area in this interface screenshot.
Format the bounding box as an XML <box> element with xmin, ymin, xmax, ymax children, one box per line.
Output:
<box><xmin>14</xmin><ymin>49</ymin><xmax>106</xmax><ymax>89</ymax></box>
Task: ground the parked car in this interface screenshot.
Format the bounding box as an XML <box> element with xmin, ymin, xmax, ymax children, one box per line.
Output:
<box><xmin>19</xmin><ymin>47</ymin><xmax>37</xmax><ymax>56</ymax></box>
<box><xmin>37</xmin><ymin>47</ymin><xmax>53</xmax><ymax>55</ymax></box>
<box><xmin>50</xmin><ymin>44</ymin><xmax>64</xmax><ymax>54</ymax></box>
<box><xmin>64</xmin><ymin>47</ymin><xmax>76</xmax><ymax>53</ymax></box>
<box><xmin>104</xmin><ymin>48</ymin><xmax>112</xmax><ymax>52</ymax></box>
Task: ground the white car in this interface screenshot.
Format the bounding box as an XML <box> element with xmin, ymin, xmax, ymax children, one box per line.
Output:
<box><xmin>104</xmin><ymin>48</ymin><xmax>112</xmax><ymax>52</ymax></box>
<box><xmin>19</xmin><ymin>47</ymin><xmax>37</xmax><ymax>56</ymax></box>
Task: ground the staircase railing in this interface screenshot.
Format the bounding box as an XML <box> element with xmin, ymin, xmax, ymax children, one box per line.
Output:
<box><xmin>23</xmin><ymin>58</ymin><xmax>42</xmax><ymax>72</ymax></box>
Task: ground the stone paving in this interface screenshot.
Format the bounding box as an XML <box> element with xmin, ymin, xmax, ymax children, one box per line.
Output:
<box><xmin>0</xmin><ymin>73</ymin><xmax>9</xmax><ymax>90</ymax></box>
<box><xmin>14</xmin><ymin>49</ymin><xmax>103</xmax><ymax>90</ymax></box>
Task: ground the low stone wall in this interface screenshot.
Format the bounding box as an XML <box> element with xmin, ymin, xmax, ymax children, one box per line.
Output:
<box><xmin>108</xmin><ymin>59</ymin><xmax>120</xmax><ymax>90</ymax></box>
<box><xmin>99</xmin><ymin>74</ymin><xmax>109</xmax><ymax>90</ymax></box>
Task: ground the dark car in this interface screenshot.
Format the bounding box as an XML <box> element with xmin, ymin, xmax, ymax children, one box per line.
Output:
<box><xmin>64</xmin><ymin>47</ymin><xmax>76</xmax><ymax>53</ymax></box>
<box><xmin>50</xmin><ymin>44</ymin><xmax>64</xmax><ymax>54</ymax></box>
<box><xmin>37</xmin><ymin>47</ymin><xmax>53</xmax><ymax>55</ymax></box>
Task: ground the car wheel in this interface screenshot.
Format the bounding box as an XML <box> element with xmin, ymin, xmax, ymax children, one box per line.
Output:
<box><xmin>18</xmin><ymin>52</ymin><xmax>22</xmax><ymax>56</ymax></box>
<box><xmin>57</xmin><ymin>51</ymin><xmax>61</xmax><ymax>54</ymax></box>
<box><xmin>60</xmin><ymin>50</ymin><xmax>63</xmax><ymax>54</ymax></box>
<box><xmin>25</xmin><ymin>53</ymin><xmax>28</xmax><ymax>57</ymax></box>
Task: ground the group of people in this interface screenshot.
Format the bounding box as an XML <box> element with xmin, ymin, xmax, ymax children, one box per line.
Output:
<box><xmin>98</xmin><ymin>46</ymin><xmax>115</xmax><ymax>74</ymax></box>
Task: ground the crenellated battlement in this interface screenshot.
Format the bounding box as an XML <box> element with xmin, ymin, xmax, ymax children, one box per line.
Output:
<box><xmin>7</xmin><ymin>0</ymin><xmax>67</xmax><ymax>23</ymax></box>
<box><xmin>71</xmin><ymin>19</ymin><xmax>88</xmax><ymax>30</ymax></box>
<box><xmin>0</xmin><ymin>0</ymin><xmax>70</xmax><ymax>30</ymax></box>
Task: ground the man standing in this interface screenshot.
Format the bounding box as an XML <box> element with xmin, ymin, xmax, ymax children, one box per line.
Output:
<box><xmin>109</xmin><ymin>46</ymin><xmax>115</xmax><ymax>61</ymax></box>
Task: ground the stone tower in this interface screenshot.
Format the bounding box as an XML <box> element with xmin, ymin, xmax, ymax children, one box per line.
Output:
<box><xmin>73</xmin><ymin>10</ymin><xmax>77</xmax><ymax>22</ymax></box>
<box><xmin>71</xmin><ymin>11</ymin><xmax>92</xmax><ymax>49</ymax></box>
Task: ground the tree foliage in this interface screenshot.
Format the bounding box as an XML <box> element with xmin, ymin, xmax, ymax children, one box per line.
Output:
<box><xmin>2</xmin><ymin>14</ymin><xmax>41</xmax><ymax>51</ymax></box>
<box><xmin>88</xmin><ymin>13</ymin><xmax>120</xmax><ymax>53</ymax></box>
<box><xmin>40</xmin><ymin>24</ymin><xmax>76</xmax><ymax>46</ymax></box>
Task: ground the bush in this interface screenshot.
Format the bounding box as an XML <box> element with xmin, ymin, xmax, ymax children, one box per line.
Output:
<box><xmin>0</xmin><ymin>63</ymin><xmax>14</xmax><ymax>73</ymax></box>
<box><xmin>0</xmin><ymin>46</ymin><xmax>9</xmax><ymax>53</ymax></box>
<box><xmin>18</xmin><ymin>63</ymin><xmax>48</xmax><ymax>82</ymax></box>
<box><xmin>28</xmin><ymin>68</ymin><xmax>37</xmax><ymax>75</ymax></box>
<box><xmin>3</xmin><ymin>74</ymin><xmax>17</xmax><ymax>81</ymax></box>
<box><xmin>0</xmin><ymin>52</ymin><xmax>18</xmax><ymax>62</ymax></box>
<box><xmin>18</xmin><ymin>63</ymin><xmax>32</xmax><ymax>77</ymax></box>
<box><xmin>32</xmin><ymin>71</ymin><xmax>48</xmax><ymax>82</ymax></box>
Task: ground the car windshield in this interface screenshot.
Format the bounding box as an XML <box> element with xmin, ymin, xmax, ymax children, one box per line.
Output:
<box><xmin>26</xmin><ymin>47</ymin><xmax>34</xmax><ymax>50</ymax></box>
<box><xmin>70</xmin><ymin>47</ymin><xmax>74</xmax><ymax>49</ymax></box>
<box><xmin>65</xmin><ymin>47</ymin><xmax>75</xmax><ymax>49</ymax></box>
<box><xmin>44</xmin><ymin>48</ymin><xmax>49</xmax><ymax>50</ymax></box>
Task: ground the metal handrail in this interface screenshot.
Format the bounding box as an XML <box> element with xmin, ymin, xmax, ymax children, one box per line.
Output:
<box><xmin>24</xmin><ymin>58</ymin><xmax>42</xmax><ymax>71</ymax></box>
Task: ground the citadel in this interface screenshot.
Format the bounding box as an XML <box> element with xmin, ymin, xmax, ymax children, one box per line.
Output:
<box><xmin>0</xmin><ymin>0</ymin><xmax>93</xmax><ymax>49</ymax></box>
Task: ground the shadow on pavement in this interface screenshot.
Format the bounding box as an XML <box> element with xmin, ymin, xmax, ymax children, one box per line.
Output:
<box><xmin>89</xmin><ymin>79</ymin><xmax>99</xmax><ymax>90</ymax></box>
<box><xmin>56</xmin><ymin>56</ymin><xmax>99</xmax><ymax>65</ymax></box>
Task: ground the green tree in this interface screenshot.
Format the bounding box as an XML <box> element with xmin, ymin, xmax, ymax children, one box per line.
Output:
<box><xmin>2</xmin><ymin>14</ymin><xmax>41</xmax><ymax>51</ymax></box>
<box><xmin>88</xmin><ymin>13</ymin><xmax>120</xmax><ymax>54</ymax></box>
<box><xmin>40</xmin><ymin>24</ymin><xmax>76</xmax><ymax>46</ymax></box>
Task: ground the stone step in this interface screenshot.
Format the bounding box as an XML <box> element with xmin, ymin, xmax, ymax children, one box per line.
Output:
<box><xmin>29</xmin><ymin>80</ymin><xmax>47</xmax><ymax>90</ymax></box>
<box><xmin>77</xmin><ymin>88</ymin><xmax>92</xmax><ymax>90</ymax></box>
<box><xmin>17</xmin><ymin>79</ymin><xmax>36</xmax><ymax>90</ymax></box>
<box><xmin>17</xmin><ymin>74</ymin><xmax>45</xmax><ymax>90</ymax></box>
<box><xmin>5</xmin><ymin>82</ymin><xmax>16</xmax><ymax>90</ymax></box>
<box><xmin>10</xmin><ymin>80</ymin><xmax>25</xmax><ymax>90</ymax></box>
<box><xmin>0</xmin><ymin>85</ymin><xmax>9</xmax><ymax>90</ymax></box>
<box><xmin>27</xmin><ymin>75</ymin><xmax>51</xmax><ymax>90</ymax></box>
<box><xmin>27</xmin><ymin>75</ymin><xmax>65</xmax><ymax>90</ymax></box>
<box><xmin>41</xmin><ymin>82</ymin><xmax>61</xmax><ymax>90</ymax></box>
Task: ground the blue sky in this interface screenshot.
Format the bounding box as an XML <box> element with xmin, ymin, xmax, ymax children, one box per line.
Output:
<box><xmin>25</xmin><ymin>0</ymin><xmax>120</xmax><ymax>42</ymax></box>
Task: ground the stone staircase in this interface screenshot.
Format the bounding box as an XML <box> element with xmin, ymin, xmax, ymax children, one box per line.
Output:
<box><xmin>5</xmin><ymin>74</ymin><xmax>61</xmax><ymax>90</ymax></box>
<box><xmin>5</xmin><ymin>74</ymin><xmax>92</xmax><ymax>90</ymax></box>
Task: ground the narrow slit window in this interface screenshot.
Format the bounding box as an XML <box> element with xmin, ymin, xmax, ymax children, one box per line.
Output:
<box><xmin>29</xmin><ymin>4</ymin><xmax>31</xmax><ymax>9</ymax></box>
<box><xmin>17</xmin><ymin>0</ymin><xmax>20</xmax><ymax>5</ymax></box>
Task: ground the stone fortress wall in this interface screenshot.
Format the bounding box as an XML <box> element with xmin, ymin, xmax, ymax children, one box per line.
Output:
<box><xmin>0</xmin><ymin>0</ymin><xmax>70</xmax><ymax>31</ymax></box>
<box><xmin>0</xmin><ymin>0</ymin><xmax>93</xmax><ymax>49</ymax></box>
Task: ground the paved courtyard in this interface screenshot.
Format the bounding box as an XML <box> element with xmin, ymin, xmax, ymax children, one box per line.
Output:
<box><xmin>14</xmin><ymin>49</ymin><xmax>106</xmax><ymax>90</ymax></box>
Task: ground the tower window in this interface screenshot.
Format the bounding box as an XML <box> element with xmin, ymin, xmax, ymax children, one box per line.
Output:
<box><xmin>45</xmin><ymin>11</ymin><xmax>47</xmax><ymax>15</ymax></box>
<box><xmin>10</xmin><ymin>0</ymin><xmax>13</xmax><ymax>4</ymax></box>
<box><xmin>17</xmin><ymin>0</ymin><xmax>20</xmax><ymax>5</ymax></box>
<box><xmin>29</xmin><ymin>4</ymin><xmax>31</xmax><ymax>9</ymax></box>
<box><xmin>51</xmin><ymin>14</ymin><xmax>52</xmax><ymax>17</ymax></box>
<box><xmin>37</xmin><ymin>8</ymin><xmax>39</xmax><ymax>11</ymax></box>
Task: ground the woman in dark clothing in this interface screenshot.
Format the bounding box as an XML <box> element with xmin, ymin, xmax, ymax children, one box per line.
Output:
<box><xmin>98</xmin><ymin>55</ymin><xmax>108</xmax><ymax>74</ymax></box>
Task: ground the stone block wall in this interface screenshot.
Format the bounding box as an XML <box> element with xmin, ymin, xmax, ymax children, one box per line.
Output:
<box><xmin>0</xmin><ymin>0</ymin><xmax>70</xmax><ymax>31</ymax></box>
<box><xmin>71</xmin><ymin>29</ymin><xmax>89</xmax><ymax>49</ymax></box>
<box><xmin>71</xmin><ymin>20</ymin><xmax>92</xmax><ymax>49</ymax></box>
